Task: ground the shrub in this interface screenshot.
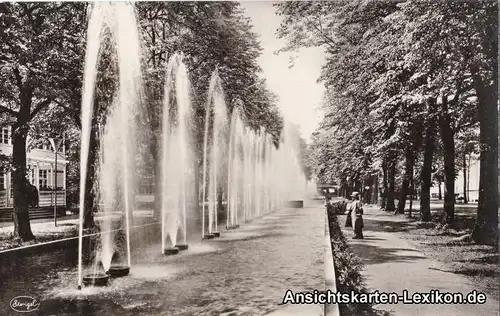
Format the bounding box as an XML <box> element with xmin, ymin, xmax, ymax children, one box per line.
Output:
<box><xmin>327</xmin><ymin>202</ymin><xmax>390</xmax><ymax>315</ymax></box>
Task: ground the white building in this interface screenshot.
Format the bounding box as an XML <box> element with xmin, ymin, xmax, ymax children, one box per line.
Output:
<box><xmin>430</xmin><ymin>155</ymin><xmax>480</xmax><ymax>202</ymax></box>
<box><xmin>0</xmin><ymin>126</ymin><xmax>68</xmax><ymax>209</ymax></box>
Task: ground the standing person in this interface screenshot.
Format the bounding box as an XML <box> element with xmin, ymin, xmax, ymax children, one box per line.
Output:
<box><xmin>351</xmin><ymin>192</ymin><xmax>364</xmax><ymax>239</ymax></box>
<box><xmin>27</xmin><ymin>179</ymin><xmax>39</xmax><ymax>208</ymax></box>
<box><xmin>325</xmin><ymin>195</ymin><xmax>332</xmax><ymax>213</ymax></box>
<box><xmin>345</xmin><ymin>193</ymin><xmax>354</xmax><ymax>227</ymax></box>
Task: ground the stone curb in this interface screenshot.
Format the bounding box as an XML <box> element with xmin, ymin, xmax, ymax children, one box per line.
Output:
<box><xmin>324</xmin><ymin>208</ymin><xmax>340</xmax><ymax>316</ymax></box>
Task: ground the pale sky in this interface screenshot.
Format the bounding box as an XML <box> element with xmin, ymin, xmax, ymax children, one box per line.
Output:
<box><xmin>240</xmin><ymin>1</ymin><xmax>326</xmax><ymax>141</ymax></box>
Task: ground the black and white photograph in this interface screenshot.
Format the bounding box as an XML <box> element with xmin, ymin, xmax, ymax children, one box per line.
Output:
<box><xmin>0</xmin><ymin>1</ymin><xmax>498</xmax><ymax>315</ymax></box>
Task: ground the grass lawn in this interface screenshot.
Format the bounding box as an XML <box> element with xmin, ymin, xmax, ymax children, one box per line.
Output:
<box><xmin>381</xmin><ymin>209</ymin><xmax>499</xmax><ymax>298</ymax></box>
<box><xmin>0</xmin><ymin>219</ymin><xmax>78</xmax><ymax>251</ymax></box>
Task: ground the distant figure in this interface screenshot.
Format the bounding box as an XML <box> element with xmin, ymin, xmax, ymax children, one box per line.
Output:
<box><xmin>325</xmin><ymin>195</ymin><xmax>333</xmax><ymax>213</ymax></box>
<box><xmin>323</xmin><ymin>189</ymin><xmax>331</xmax><ymax>200</ymax></box>
<box><xmin>351</xmin><ymin>192</ymin><xmax>364</xmax><ymax>239</ymax></box>
<box><xmin>27</xmin><ymin>182</ymin><xmax>39</xmax><ymax>208</ymax></box>
<box><xmin>345</xmin><ymin>194</ymin><xmax>354</xmax><ymax>228</ymax></box>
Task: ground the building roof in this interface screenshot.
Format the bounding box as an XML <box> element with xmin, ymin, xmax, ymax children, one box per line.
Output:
<box><xmin>0</xmin><ymin>144</ymin><xmax>68</xmax><ymax>164</ymax></box>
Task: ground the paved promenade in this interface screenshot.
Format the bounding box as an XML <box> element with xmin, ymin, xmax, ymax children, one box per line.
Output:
<box><xmin>340</xmin><ymin>205</ymin><xmax>499</xmax><ymax>316</ymax></box>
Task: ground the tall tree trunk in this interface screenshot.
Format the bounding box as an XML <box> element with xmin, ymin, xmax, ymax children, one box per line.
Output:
<box><xmin>397</xmin><ymin>121</ymin><xmax>423</xmax><ymax>215</ymax></box>
<box><xmin>438</xmin><ymin>183</ymin><xmax>442</xmax><ymax>200</ymax></box>
<box><xmin>147</xmin><ymin>97</ymin><xmax>161</xmax><ymax>221</ymax></box>
<box><xmin>439</xmin><ymin>96</ymin><xmax>455</xmax><ymax>223</ymax></box>
<box><xmin>386</xmin><ymin>155</ymin><xmax>397</xmax><ymax>213</ymax></box>
<box><xmin>153</xmin><ymin>155</ymin><xmax>161</xmax><ymax>221</ymax></box>
<box><xmin>151</xmin><ymin>141</ymin><xmax>161</xmax><ymax>221</ymax></box>
<box><xmin>194</xmin><ymin>163</ymin><xmax>200</xmax><ymax>212</ymax></box>
<box><xmin>372</xmin><ymin>173</ymin><xmax>380</xmax><ymax>205</ymax></box>
<box><xmin>12</xmin><ymin>121</ymin><xmax>35</xmax><ymax>241</ymax></box>
<box><xmin>380</xmin><ymin>161</ymin><xmax>388</xmax><ymax>209</ymax></box>
<box><xmin>463</xmin><ymin>152</ymin><xmax>468</xmax><ymax>204</ymax></box>
<box><xmin>408</xmin><ymin>177</ymin><xmax>414</xmax><ymax>218</ymax></box>
<box><xmin>12</xmin><ymin>86</ymin><xmax>35</xmax><ymax>241</ymax></box>
<box><xmin>396</xmin><ymin>149</ymin><xmax>414</xmax><ymax>214</ymax></box>
<box><xmin>345</xmin><ymin>180</ymin><xmax>352</xmax><ymax>198</ymax></box>
<box><xmin>420</xmin><ymin>116</ymin><xmax>436</xmax><ymax>222</ymax></box>
<box><xmin>362</xmin><ymin>178</ymin><xmax>369</xmax><ymax>203</ymax></box>
<box><xmin>372</xmin><ymin>174</ymin><xmax>379</xmax><ymax>204</ymax></box>
<box><xmin>472</xmin><ymin>80</ymin><xmax>499</xmax><ymax>247</ymax></box>
<box><xmin>384</xmin><ymin>118</ymin><xmax>397</xmax><ymax>213</ymax></box>
<box><xmin>217</xmin><ymin>189</ymin><xmax>223</xmax><ymax>210</ymax></box>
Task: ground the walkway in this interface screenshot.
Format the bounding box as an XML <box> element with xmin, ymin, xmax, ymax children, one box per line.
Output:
<box><xmin>0</xmin><ymin>203</ymin><xmax>326</xmax><ymax>316</ymax></box>
<box><xmin>340</xmin><ymin>205</ymin><xmax>499</xmax><ymax>316</ymax></box>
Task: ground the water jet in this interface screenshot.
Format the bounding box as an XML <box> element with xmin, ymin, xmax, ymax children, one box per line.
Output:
<box><xmin>77</xmin><ymin>2</ymin><xmax>142</xmax><ymax>289</ymax></box>
<box><xmin>160</xmin><ymin>53</ymin><xmax>193</xmax><ymax>255</ymax></box>
<box><xmin>201</xmin><ymin>70</ymin><xmax>229</xmax><ymax>240</ymax></box>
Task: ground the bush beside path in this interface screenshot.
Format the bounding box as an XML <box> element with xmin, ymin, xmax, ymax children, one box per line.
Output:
<box><xmin>339</xmin><ymin>203</ymin><xmax>499</xmax><ymax>316</ymax></box>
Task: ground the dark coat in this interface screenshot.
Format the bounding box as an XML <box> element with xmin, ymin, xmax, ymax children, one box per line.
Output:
<box><xmin>353</xmin><ymin>201</ymin><xmax>364</xmax><ymax>237</ymax></box>
<box><xmin>27</xmin><ymin>183</ymin><xmax>39</xmax><ymax>208</ymax></box>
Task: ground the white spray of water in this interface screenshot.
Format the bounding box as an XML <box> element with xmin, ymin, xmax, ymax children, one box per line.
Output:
<box><xmin>202</xmin><ymin>70</ymin><xmax>229</xmax><ymax>236</ymax></box>
<box><xmin>78</xmin><ymin>2</ymin><xmax>142</xmax><ymax>288</ymax></box>
<box><xmin>225</xmin><ymin>108</ymin><xmax>306</xmax><ymax>226</ymax></box>
<box><xmin>160</xmin><ymin>53</ymin><xmax>194</xmax><ymax>250</ymax></box>
<box><xmin>78</xmin><ymin>2</ymin><xmax>105</xmax><ymax>289</ymax></box>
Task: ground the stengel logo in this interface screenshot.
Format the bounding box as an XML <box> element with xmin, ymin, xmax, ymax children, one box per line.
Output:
<box><xmin>9</xmin><ymin>296</ymin><xmax>40</xmax><ymax>313</ymax></box>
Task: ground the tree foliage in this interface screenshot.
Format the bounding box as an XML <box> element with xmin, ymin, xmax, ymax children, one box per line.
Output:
<box><xmin>276</xmin><ymin>0</ymin><xmax>497</xmax><ymax>246</ymax></box>
<box><xmin>0</xmin><ymin>2</ymin><xmax>284</xmax><ymax>238</ymax></box>
<box><xmin>0</xmin><ymin>2</ymin><xmax>87</xmax><ymax>240</ymax></box>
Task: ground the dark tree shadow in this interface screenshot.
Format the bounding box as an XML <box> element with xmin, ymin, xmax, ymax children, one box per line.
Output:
<box><xmin>347</xmin><ymin>243</ymin><xmax>425</xmax><ymax>265</ymax></box>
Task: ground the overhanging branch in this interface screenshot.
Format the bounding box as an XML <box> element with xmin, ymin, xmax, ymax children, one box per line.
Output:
<box><xmin>53</xmin><ymin>99</ymin><xmax>81</xmax><ymax>129</ymax></box>
<box><xmin>13</xmin><ymin>67</ymin><xmax>23</xmax><ymax>91</ymax></box>
<box><xmin>0</xmin><ymin>105</ymin><xmax>19</xmax><ymax>118</ymax></box>
<box><xmin>29</xmin><ymin>98</ymin><xmax>53</xmax><ymax>120</ymax></box>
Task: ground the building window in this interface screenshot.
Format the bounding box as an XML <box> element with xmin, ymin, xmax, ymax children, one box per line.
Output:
<box><xmin>0</xmin><ymin>171</ymin><xmax>4</xmax><ymax>191</ymax></box>
<box><xmin>39</xmin><ymin>169</ymin><xmax>48</xmax><ymax>190</ymax></box>
<box><xmin>56</xmin><ymin>169</ymin><xmax>64</xmax><ymax>190</ymax></box>
<box><xmin>1</xmin><ymin>127</ymin><xmax>10</xmax><ymax>144</ymax></box>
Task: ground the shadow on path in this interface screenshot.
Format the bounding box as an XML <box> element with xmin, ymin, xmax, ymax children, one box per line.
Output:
<box><xmin>347</xmin><ymin>242</ymin><xmax>425</xmax><ymax>265</ymax></box>
<box><xmin>338</xmin><ymin>206</ymin><xmax>500</xmax><ymax>316</ymax></box>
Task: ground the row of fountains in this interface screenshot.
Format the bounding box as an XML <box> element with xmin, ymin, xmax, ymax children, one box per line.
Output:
<box><xmin>77</xmin><ymin>3</ymin><xmax>306</xmax><ymax>289</ymax></box>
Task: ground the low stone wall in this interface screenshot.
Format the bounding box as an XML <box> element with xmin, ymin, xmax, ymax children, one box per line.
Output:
<box><xmin>324</xmin><ymin>208</ymin><xmax>340</xmax><ymax>316</ymax></box>
<box><xmin>326</xmin><ymin>202</ymin><xmax>368</xmax><ymax>315</ymax></box>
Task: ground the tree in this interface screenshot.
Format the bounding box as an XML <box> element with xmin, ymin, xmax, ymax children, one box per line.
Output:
<box><xmin>468</xmin><ymin>1</ymin><xmax>498</xmax><ymax>246</ymax></box>
<box><xmin>0</xmin><ymin>3</ymin><xmax>87</xmax><ymax>240</ymax></box>
<box><xmin>275</xmin><ymin>0</ymin><xmax>497</xmax><ymax>238</ymax></box>
<box><xmin>419</xmin><ymin>99</ymin><xmax>437</xmax><ymax>221</ymax></box>
<box><xmin>137</xmin><ymin>2</ymin><xmax>282</xmax><ymax>218</ymax></box>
